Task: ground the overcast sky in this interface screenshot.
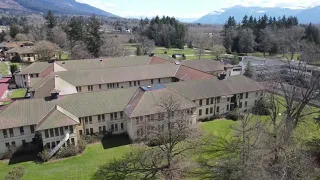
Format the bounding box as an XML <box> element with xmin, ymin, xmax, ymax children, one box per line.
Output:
<box><xmin>76</xmin><ymin>0</ymin><xmax>320</xmax><ymax>18</ymax></box>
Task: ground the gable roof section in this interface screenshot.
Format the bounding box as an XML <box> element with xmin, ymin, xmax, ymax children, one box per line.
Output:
<box><xmin>7</xmin><ymin>46</ymin><xmax>35</xmax><ymax>54</ymax></box>
<box><xmin>29</xmin><ymin>73</ymin><xmax>55</xmax><ymax>98</ymax></box>
<box><xmin>36</xmin><ymin>106</ymin><xmax>79</xmax><ymax>130</ymax></box>
<box><xmin>182</xmin><ymin>59</ymin><xmax>225</xmax><ymax>73</ymax></box>
<box><xmin>57</xmin><ymin>63</ymin><xmax>180</xmax><ymax>86</ymax></box>
<box><xmin>18</xmin><ymin>62</ymin><xmax>53</xmax><ymax>75</ymax></box>
<box><xmin>0</xmin><ymin>87</ymin><xmax>139</xmax><ymax>130</ymax></box>
<box><xmin>175</xmin><ymin>65</ymin><xmax>215</xmax><ymax>81</ymax></box>
<box><xmin>165</xmin><ymin>75</ymin><xmax>265</xmax><ymax>100</ymax></box>
<box><xmin>55</xmin><ymin>56</ymin><xmax>153</xmax><ymax>71</ymax></box>
<box><xmin>125</xmin><ymin>87</ymin><xmax>198</xmax><ymax>118</ymax></box>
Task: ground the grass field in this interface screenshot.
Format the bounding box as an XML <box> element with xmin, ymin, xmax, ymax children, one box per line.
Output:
<box><xmin>9</xmin><ymin>89</ymin><xmax>27</xmax><ymax>98</ymax></box>
<box><xmin>155</xmin><ymin>47</ymin><xmax>199</xmax><ymax>56</ymax></box>
<box><xmin>0</xmin><ymin>62</ymin><xmax>24</xmax><ymax>76</ymax></box>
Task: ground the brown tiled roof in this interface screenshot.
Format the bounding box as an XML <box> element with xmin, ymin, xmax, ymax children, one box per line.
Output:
<box><xmin>165</xmin><ymin>75</ymin><xmax>265</xmax><ymax>100</ymax></box>
<box><xmin>175</xmin><ymin>65</ymin><xmax>215</xmax><ymax>81</ymax></box>
<box><xmin>125</xmin><ymin>87</ymin><xmax>198</xmax><ymax>118</ymax></box>
<box><xmin>18</xmin><ymin>62</ymin><xmax>53</xmax><ymax>75</ymax></box>
<box><xmin>181</xmin><ymin>59</ymin><xmax>225</xmax><ymax>73</ymax></box>
<box><xmin>7</xmin><ymin>46</ymin><xmax>35</xmax><ymax>54</ymax></box>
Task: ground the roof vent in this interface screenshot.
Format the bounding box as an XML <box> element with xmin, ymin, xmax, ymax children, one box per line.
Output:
<box><xmin>62</xmin><ymin>62</ymin><xmax>65</xmax><ymax>64</ymax></box>
<box><xmin>55</xmin><ymin>75</ymin><xmax>59</xmax><ymax>78</ymax></box>
<box><xmin>147</xmin><ymin>86</ymin><xmax>152</xmax><ymax>88</ymax></box>
<box><xmin>175</xmin><ymin>61</ymin><xmax>180</xmax><ymax>65</ymax></box>
<box><xmin>100</xmin><ymin>59</ymin><xmax>103</xmax><ymax>62</ymax></box>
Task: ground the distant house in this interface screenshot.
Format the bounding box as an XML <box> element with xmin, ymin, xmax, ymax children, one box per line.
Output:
<box><xmin>0</xmin><ymin>26</ymin><xmax>9</xmax><ymax>32</ymax></box>
<box><xmin>7</xmin><ymin>46</ymin><xmax>38</xmax><ymax>62</ymax></box>
<box><xmin>0</xmin><ymin>41</ymin><xmax>34</xmax><ymax>52</ymax></box>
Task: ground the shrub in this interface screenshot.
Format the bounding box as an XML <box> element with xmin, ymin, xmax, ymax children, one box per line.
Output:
<box><xmin>38</xmin><ymin>149</ymin><xmax>51</xmax><ymax>162</ymax></box>
<box><xmin>77</xmin><ymin>139</ymin><xmax>87</xmax><ymax>153</ymax></box>
<box><xmin>5</xmin><ymin>166</ymin><xmax>24</xmax><ymax>180</ymax></box>
<box><xmin>84</xmin><ymin>133</ymin><xmax>105</xmax><ymax>144</ymax></box>
<box><xmin>56</xmin><ymin>145</ymin><xmax>78</xmax><ymax>158</ymax></box>
<box><xmin>226</xmin><ymin>109</ymin><xmax>244</xmax><ymax>121</ymax></box>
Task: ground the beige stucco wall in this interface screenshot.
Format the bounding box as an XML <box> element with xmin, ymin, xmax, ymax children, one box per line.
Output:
<box><xmin>77</xmin><ymin>77</ymin><xmax>173</xmax><ymax>93</ymax></box>
<box><xmin>41</xmin><ymin>125</ymin><xmax>78</xmax><ymax>149</ymax></box>
<box><xmin>53</xmin><ymin>63</ymin><xmax>68</xmax><ymax>72</ymax></box>
<box><xmin>55</xmin><ymin>76</ymin><xmax>77</xmax><ymax>95</ymax></box>
<box><xmin>0</xmin><ymin>125</ymin><xmax>36</xmax><ymax>154</ymax></box>
<box><xmin>127</xmin><ymin>108</ymin><xmax>197</xmax><ymax>141</ymax></box>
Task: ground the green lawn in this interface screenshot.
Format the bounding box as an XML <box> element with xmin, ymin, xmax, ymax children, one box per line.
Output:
<box><xmin>155</xmin><ymin>47</ymin><xmax>199</xmax><ymax>56</ymax></box>
<box><xmin>186</xmin><ymin>55</ymin><xmax>216</xmax><ymax>60</ymax></box>
<box><xmin>61</xmin><ymin>53</ymin><xmax>69</xmax><ymax>60</ymax></box>
<box><xmin>0</xmin><ymin>63</ymin><xmax>8</xmax><ymax>75</ymax></box>
<box><xmin>9</xmin><ymin>89</ymin><xmax>27</xmax><ymax>98</ymax></box>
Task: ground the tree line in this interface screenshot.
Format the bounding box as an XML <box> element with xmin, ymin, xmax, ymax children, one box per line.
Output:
<box><xmin>222</xmin><ymin>15</ymin><xmax>320</xmax><ymax>60</ymax></box>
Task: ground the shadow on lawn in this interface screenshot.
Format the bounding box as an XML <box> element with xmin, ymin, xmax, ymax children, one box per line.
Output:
<box><xmin>101</xmin><ymin>134</ymin><xmax>131</xmax><ymax>149</ymax></box>
<box><xmin>8</xmin><ymin>150</ymin><xmax>41</xmax><ymax>165</ymax></box>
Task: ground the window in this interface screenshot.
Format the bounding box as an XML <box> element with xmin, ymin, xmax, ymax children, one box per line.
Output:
<box><xmin>158</xmin><ymin>78</ymin><xmax>161</xmax><ymax>83</ymax></box>
<box><xmin>99</xmin><ymin>84</ymin><xmax>102</xmax><ymax>89</ymax></box>
<box><xmin>245</xmin><ymin>101</ymin><xmax>248</xmax><ymax>108</ymax></box>
<box><xmin>55</xmin><ymin>128</ymin><xmax>59</xmax><ymax>136</ymax></box>
<box><xmin>76</xmin><ymin>86</ymin><xmax>82</xmax><ymax>92</ymax></box>
<box><xmin>90</xmin><ymin>128</ymin><xmax>93</xmax><ymax>134</ymax></box>
<box><xmin>199</xmin><ymin>99</ymin><xmax>202</xmax><ymax>106</ymax></box>
<box><xmin>99</xmin><ymin>126</ymin><xmax>102</xmax><ymax>132</ymax></box>
<box><xmin>210</xmin><ymin>107</ymin><xmax>213</xmax><ymax>114</ymax></box>
<box><xmin>30</xmin><ymin>125</ymin><xmax>35</xmax><ymax>134</ymax></box>
<box><xmin>11</xmin><ymin>141</ymin><xmax>16</xmax><ymax>147</ymax></box>
<box><xmin>79</xmin><ymin>130</ymin><xmax>83</xmax><ymax>135</ymax></box>
<box><xmin>71</xmin><ymin>138</ymin><xmax>75</xmax><ymax>145</ymax></box>
<box><xmin>211</xmin><ymin>98</ymin><xmax>214</xmax><ymax>104</ymax></box>
<box><xmin>45</xmin><ymin>130</ymin><xmax>49</xmax><ymax>138</ymax></box>
<box><xmin>69</xmin><ymin>126</ymin><xmax>73</xmax><ymax>133</ymax></box>
<box><xmin>102</xmin><ymin>114</ymin><xmax>105</xmax><ymax>122</ymax></box>
<box><xmin>117</xmin><ymin>83</ymin><xmax>119</xmax><ymax>88</ymax></box>
<box><xmin>138</xmin><ymin>81</ymin><xmax>140</xmax><ymax>86</ymax></box>
<box><xmin>19</xmin><ymin>127</ymin><xmax>24</xmax><ymax>135</ymax></box>
<box><xmin>5</xmin><ymin>142</ymin><xmax>9</xmax><ymax>148</ymax></box>
<box><xmin>206</xmin><ymin>108</ymin><xmax>209</xmax><ymax>115</ymax></box>
<box><xmin>121</xmin><ymin>123</ymin><xmax>124</xmax><ymax>130</ymax></box>
<box><xmin>9</xmin><ymin>128</ymin><xmax>14</xmax><ymax>137</ymax></box>
<box><xmin>85</xmin><ymin>117</ymin><xmax>88</xmax><ymax>124</ymax></box>
<box><xmin>239</xmin><ymin>102</ymin><xmax>243</xmax><ymax>108</ymax></box>
<box><xmin>206</xmin><ymin>98</ymin><xmax>209</xmax><ymax>105</ymax></box>
<box><xmin>88</xmin><ymin>85</ymin><xmax>93</xmax><ymax>91</ymax></box>
<box><xmin>246</xmin><ymin>92</ymin><xmax>249</xmax><ymax>98</ymax></box>
<box><xmin>111</xmin><ymin>124</ymin><xmax>115</xmax><ymax>132</ymax></box>
<box><xmin>111</xmin><ymin>113</ymin><xmax>114</xmax><ymax>120</ymax></box>
<box><xmin>217</xmin><ymin>97</ymin><xmax>220</xmax><ymax>103</ymax></box>
<box><xmin>240</xmin><ymin>93</ymin><xmax>243</xmax><ymax>99</ymax></box>
<box><xmin>120</xmin><ymin>112</ymin><xmax>123</xmax><ymax>119</ymax></box>
<box><xmin>199</xmin><ymin>109</ymin><xmax>202</xmax><ymax>116</ymax></box>
<box><xmin>129</xmin><ymin>81</ymin><xmax>132</xmax><ymax>87</ymax></box>
<box><xmin>22</xmin><ymin>140</ymin><xmax>26</xmax><ymax>145</ymax></box>
<box><xmin>103</xmin><ymin>126</ymin><xmax>106</xmax><ymax>132</ymax></box>
<box><xmin>216</xmin><ymin>106</ymin><xmax>220</xmax><ymax>113</ymax></box>
<box><xmin>115</xmin><ymin>124</ymin><xmax>118</xmax><ymax>131</ymax></box>
<box><xmin>30</xmin><ymin>74</ymin><xmax>33</xmax><ymax>78</ymax></box>
<box><xmin>98</xmin><ymin>115</ymin><xmax>101</xmax><ymax>123</ymax></box>
<box><xmin>60</xmin><ymin>127</ymin><xmax>64</xmax><ymax>136</ymax></box>
<box><xmin>50</xmin><ymin>129</ymin><xmax>54</xmax><ymax>137</ymax></box>
<box><xmin>114</xmin><ymin>112</ymin><xmax>118</xmax><ymax>120</ymax></box>
<box><xmin>36</xmin><ymin>74</ymin><xmax>39</xmax><ymax>78</ymax></box>
<box><xmin>51</xmin><ymin>142</ymin><xmax>56</xmax><ymax>148</ymax></box>
<box><xmin>86</xmin><ymin>129</ymin><xmax>89</xmax><ymax>135</ymax></box>
<box><xmin>134</xmin><ymin>81</ymin><xmax>136</xmax><ymax>86</ymax></box>
<box><xmin>3</xmin><ymin>129</ymin><xmax>7</xmax><ymax>138</ymax></box>
<box><xmin>151</xmin><ymin>79</ymin><xmax>154</xmax><ymax>84</ymax></box>
<box><xmin>227</xmin><ymin>105</ymin><xmax>229</xmax><ymax>111</ymax></box>
<box><xmin>227</xmin><ymin>97</ymin><xmax>230</xmax><ymax>101</ymax></box>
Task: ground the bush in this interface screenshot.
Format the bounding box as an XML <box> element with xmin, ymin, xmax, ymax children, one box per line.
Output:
<box><xmin>5</xmin><ymin>166</ymin><xmax>24</xmax><ymax>180</ymax></box>
<box><xmin>77</xmin><ymin>139</ymin><xmax>87</xmax><ymax>153</ymax></box>
<box><xmin>226</xmin><ymin>109</ymin><xmax>244</xmax><ymax>121</ymax></box>
<box><xmin>56</xmin><ymin>145</ymin><xmax>78</xmax><ymax>158</ymax></box>
<box><xmin>84</xmin><ymin>133</ymin><xmax>105</xmax><ymax>144</ymax></box>
<box><xmin>38</xmin><ymin>149</ymin><xmax>51</xmax><ymax>162</ymax></box>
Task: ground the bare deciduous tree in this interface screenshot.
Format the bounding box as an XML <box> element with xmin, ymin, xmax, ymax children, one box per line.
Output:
<box><xmin>259</xmin><ymin>27</ymin><xmax>275</xmax><ymax>57</ymax></box>
<box><xmin>34</xmin><ymin>40</ymin><xmax>57</xmax><ymax>61</ymax></box>
<box><xmin>211</xmin><ymin>45</ymin><xmax>225</xmax><ymax>60</ymax></box>
<box><xmin>51</xmin><ymin>27</ymin><xmax>68</xmax><ymax>49</ymax></box>
<box><xmin>15</xmin><ymin>33</ymin><xmax>28</xmax><ymax>41</ymax></box>
<box><xmin>193</xmin><ymin>33</ymin><xmax>210</xmax><ymax>59</ymax></box>
<box><xmin>283</xmin><ymin>26</ymin><xmax>305</xmax><ymax>60</ymax></box>
<box><xmin>70</xmin><ymin>41</ymin><xmax>93</xmax><ymax>60</ymax></box>
<box><xmin>94</xmin><ymin>93</ymin><xmax>202</xmax><ymax>180</ymax></box>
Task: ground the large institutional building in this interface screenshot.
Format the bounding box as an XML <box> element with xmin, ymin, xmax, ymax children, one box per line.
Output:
<box><xmin>0</xmin><ymin>56</ymin><xmax>264</xmax><ymax>154</ymax></box>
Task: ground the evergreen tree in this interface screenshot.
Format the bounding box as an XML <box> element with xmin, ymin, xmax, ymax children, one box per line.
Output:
<box><xmin>67</xmin><ymin>16</ymin><xmax>86</xmax><ymax>45</ymax></box>
<box><xmin>239</xmin><ymin>28</ymin><xmax>256</xmax><ymax>55</ymax></box>
<box><xmin>244</xmin><ymin>61</ymin><xmax>254</xmax><ymax>78</ymax></box>
<box><xmin>45</xmin><ymin>10</ymin><xmax>57</xmax><ymax>29</ymax></box>
<box><xmin>9</xmin><ymin>24</ymin><xmax>19</xmax><ymax>38</ymax></box>
<box><xmin>86</xmin><ymin>14</ymin><xmax>102</xmax><ymax>58</ymax></box>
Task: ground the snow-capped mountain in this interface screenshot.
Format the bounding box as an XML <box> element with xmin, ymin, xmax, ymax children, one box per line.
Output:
<box><xmin>195</xmin><ymin>5</ymin><xmax>320</xmax><ymax>24</ymax></box>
